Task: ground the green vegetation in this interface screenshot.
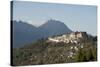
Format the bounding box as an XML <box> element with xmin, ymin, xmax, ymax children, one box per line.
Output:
<box><xmin>75</xmin><ymin>46</ymin><xmax>97</xmax><ymax>62</ymax></box>
<box><xmin>12</xmin><ymin>36</ymin><xmax>97</xmax><ymax>66</ymax></box>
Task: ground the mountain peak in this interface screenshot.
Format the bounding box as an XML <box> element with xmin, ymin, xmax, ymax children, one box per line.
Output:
<box><xmin>40</xmin><ymin>19</ymin><xmax>68</xmax><ymax>28</ymax></box>
<box><xmin>39</xmin><ymin>19</ymin><xmax>72</xmax><ymax>36</ymax></box>
<box><xmin>46</xmin><ymin>19</ymin><xmax>64</xmax><ymax>24</ymax></box>
<box><xmin>49</xmin><ymin>18</ymin><xmax>60</xmax><ymax>21</ymax></box>
<box><xmin>13</xmin><ymin>20</ymin><xmax>72</xmax><ymax>48</ymax></box>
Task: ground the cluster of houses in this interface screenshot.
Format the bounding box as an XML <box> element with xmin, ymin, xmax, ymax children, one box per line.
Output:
<box><xmin>47</xmin><ymin>31</ymin><xmax>87</xmax><ymax>44</ymax></box>
<box><xmin>47</xmin><ymin>31</ymin><xmax>87</xmax><ymax>59</ymax></box>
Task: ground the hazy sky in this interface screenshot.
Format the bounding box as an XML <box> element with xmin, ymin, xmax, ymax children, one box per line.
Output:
<box><xmin>13</xmin><ymin>1</ymin><xmax>97</xmax><ymax>36</ymax></box>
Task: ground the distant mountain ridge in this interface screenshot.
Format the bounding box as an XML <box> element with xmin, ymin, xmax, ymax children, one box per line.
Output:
<box><xmin>39</xmin><ymin>19</ymin><xmax>72</xmax><ymax>36</ymax></box>
<box><xmin>12</xmin><ymin>19</ymin><xmax>72</xmax><ymax>48</ymax></box>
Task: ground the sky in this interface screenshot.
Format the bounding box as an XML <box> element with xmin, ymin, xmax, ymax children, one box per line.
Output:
<box><xmin>12</xmin><ymin>1</ymin><xmax>97</xmax><ymax>36</ymax></box>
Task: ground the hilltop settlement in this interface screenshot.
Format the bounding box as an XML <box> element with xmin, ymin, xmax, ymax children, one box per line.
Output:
<box><xmin>12</xmin><ymin>31</ymin><xmax>97</xmax><ymax>66</ymax></box>
<box><xmin>47</xmin><ymin>31</ymin><xmax>88</xmax><ymax>44</ymax></box>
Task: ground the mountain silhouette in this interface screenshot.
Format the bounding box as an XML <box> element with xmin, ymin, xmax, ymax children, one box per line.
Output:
<box><xmin>13</xmin><ymin>20</ymin><xmax>42</xmax><ymax>48</ymax></box>
<box><xmin>12</xmin><ymin>19</ymin><xmax>72</xmax><ymax>48</ymax></box>
<box><xmin>39</xmin><ymin>19</ymin><xmax>72</xmax><ymax>36</ymax></box>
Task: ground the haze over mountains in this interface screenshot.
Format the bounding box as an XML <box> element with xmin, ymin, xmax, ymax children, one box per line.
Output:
<box><xmin>13</xmin><ymin>19</ymin><xmax>72</xmax><ymax>48</ymax></box>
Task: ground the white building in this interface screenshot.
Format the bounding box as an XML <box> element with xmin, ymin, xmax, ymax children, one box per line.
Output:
<box><xmin>47</xmin><ymin>31</ymin><xmax>87</xmax><ymax>44</ymax></box>
<box><xmin>48</xmin><ymin>38</ymin><xmax>59</xmax><ymax>43</ymax></box>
